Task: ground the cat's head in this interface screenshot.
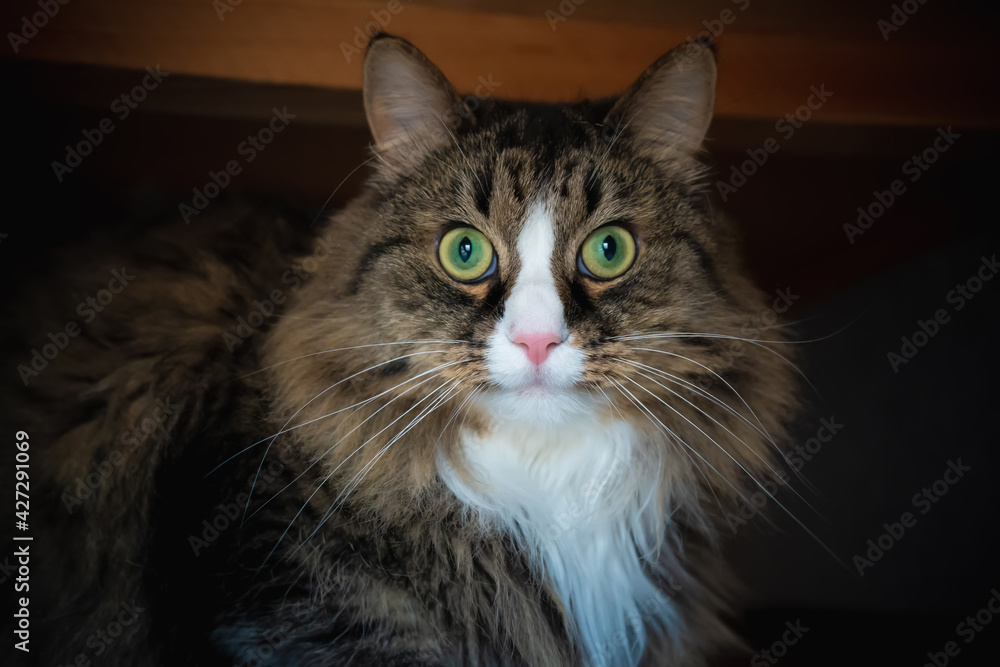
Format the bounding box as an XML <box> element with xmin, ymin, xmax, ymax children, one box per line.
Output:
<box><xmin>268</xmin><ymin>35</ymin><xmax>794</xmax><ymax>501</ymax></box>
<box><xmin>348</xmin><ymin>35</ymin><xmax>727</xmax><ymax>421</ymax></box>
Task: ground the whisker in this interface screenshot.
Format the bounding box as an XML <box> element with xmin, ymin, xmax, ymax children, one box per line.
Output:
<box><xmin>627</xmin><ymin>347</ymin><xmax>779</xmax><ymax>448</ymax></box>
<box><xmin>427</xmin><ymin>105</ymin><xmax>488</xmax><ymax>198</ymax></box>
<box><xmin>309</xmin><ymin>155</ymin><xmax>379</xmax><ymax>229</ymax></box>
<box><xmin>425</xmin><ymin>153</ymin><xmax>468</xmax><ymax>183</ymax></box>
<box><xmin>263</xmin><ymin>378</ymin><xmax>456</xmax><ymax>565</ymax></box>
<box><xmin>245</xmin><ymin>361</ymin><xmax>467</xmax><ymax>521</ymax></box>
<box><xmin>749</xmin><ymin>314</ymin><xmax>828</xmax><ymax>331</ymax></box>
<box><xmin>620</xmin><ymin>362</ymin><xmax>823</xmax><ymax>518</ymax></box>
<box><xmin>612</xmin><ymin>324</ymin><xmax>854</xmax><ymax>345</ymax></box>
<box><xmin>604</xmin><ymin>376</ymin><xmax>768</xmax><ymax>531</ymax></box>
<box><xmin>621</xmin><ymin>376</ymin><xmax>844</xmax><ymax>567</ymax></box>
<box><xmin>241</xmin><ymin>350</ymin><xmax>455</xmax><ymax>522</ymax></box>
<box><xmin>280</xmin><ymin>359</ymin><xmax>466</xmax><ymax>456</ymax></box>
<box><xmin>620</xmin><ymin>358</ymin><xmax>768</xmax><ymax>441</ymax></box>
<box><xmin>588</xmin><ymin>105</ymin><xmax>644</xmax><ymax>187</ymax></box>
<box><xmin>624</xmin><ymin>374</ymin><xmax>776</xmax><ymax>502</ymax></box>
<box><xmin>617</xmin><ymin>325</ymin><xmax>860</xmax><ymax>402</ymax></box>
<box><xmin>434</xmin><ymin>385</ymin><xmax>482</xmax><ymax>447</ymax></box>
<box><xmin>244</xmin><ymin>374</ymin><xmax>440</xmax><ymax>524</ymax></box>
<box><xmin>615</xmin><ymin>356</ymin><xmax>814</xmax><ymax>492</ymax></box>
<box><xmin>244</xmin><ymin>341</ymin><xmax>463</xmax><ymax>378</ymax></box>
<box><xmin>205</xmin><ymin>359</ymin><xmax>460</xmax><ymax>478</ymax></box>
<box><xmin>593</xmin><ymin>382</ymin><xmax>733</xmax><ymax>528</ymax></box>
<box><xmin>590</xmin><ymin>382</ymin><xmax>627</xmax><ymax>423</ymax></box>
<box><xmin>297</xmin><ymin>380</ymin><xmax>465</xmax><ymax>554</ymax></box>
<box><xmin>591</xmin><ymin>379</ymin><xmax>730</xmax><ymax>533</ymax></box>
<box><xmin>636</xmin><ymin>337</ymin><xmax>822</xmax><ymax>401</ymax></box>
<box><xmin>354</xmin><ymin>381</ymin><xmax>463</xmax><ymax>492</ymax></box>
<box><xmin>456</xmin><ymin>384</ymin><xmax>492</xmax><ymax>439</ymax></box>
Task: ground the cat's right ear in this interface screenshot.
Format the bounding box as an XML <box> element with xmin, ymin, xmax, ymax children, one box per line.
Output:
<box><xmin>604</xmin><ymin>39</ymin><xmax>717</xmax><ymax>163</ymax></box>
<box><xmin>363</xmin><ymin>34</ymin><xmax>469</xmax><ymax>171</ymax></box>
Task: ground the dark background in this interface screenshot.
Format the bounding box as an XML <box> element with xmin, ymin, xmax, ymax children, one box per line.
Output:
<box><xmin>2</xmin><ymin>0</ymin><xmax>999</xmax><ymax>664</ymax></box>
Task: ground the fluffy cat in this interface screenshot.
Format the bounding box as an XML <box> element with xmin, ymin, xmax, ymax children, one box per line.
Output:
<box><xmin>11</xmin><ymin>34</ymin><xmax>797</xmax><ymax>667</ymax></box>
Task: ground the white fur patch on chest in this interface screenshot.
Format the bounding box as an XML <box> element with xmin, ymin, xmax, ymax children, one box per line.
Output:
<box><xmin>439</xmin><ymin>409</ymin><xmax>680</xmax><ymax>667</ymax></box>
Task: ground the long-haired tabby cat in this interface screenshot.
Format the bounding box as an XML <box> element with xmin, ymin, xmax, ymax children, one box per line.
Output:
<box><xmin>15</xmin><ymin>34</ymin><xmax>798</xmax><ymax>667</ymax></box>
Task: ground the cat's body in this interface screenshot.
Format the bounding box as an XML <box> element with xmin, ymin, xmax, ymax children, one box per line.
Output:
<box><xmin>10</xmin><ymin>36</ymin><xmax>797</xmax><ymax>666</ymax></box>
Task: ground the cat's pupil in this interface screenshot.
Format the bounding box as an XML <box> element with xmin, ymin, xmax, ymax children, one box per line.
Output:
<box><xmin>458</xmin><ymin>237</ymin><xmax>473</xmax><ymax>263</ymax></box>
<box><xmin>601</xmin><ymin>235</ymin><xmax>617</xmax><ymax>261</ymax></box>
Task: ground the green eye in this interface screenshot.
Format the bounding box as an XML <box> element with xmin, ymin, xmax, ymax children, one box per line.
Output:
<box><xmin>579</xmin><ymin>225</ymin><xmax>637</xmax><ymax>280</ymax></box>
<box><xmin>438</xmin><ymin>227</ymin><xmax>496</xmax><ymax>282</ymax></box>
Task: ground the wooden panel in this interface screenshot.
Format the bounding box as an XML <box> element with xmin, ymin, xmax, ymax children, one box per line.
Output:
<box><xmin>19</xmin><ymin>60</ymin><xmax>996</xmax><ymax>161</ymax></box>
<box><xmin>2</xmin><ymin>0</ymin><xmax>997</xmax><ymax>127</ymax></box>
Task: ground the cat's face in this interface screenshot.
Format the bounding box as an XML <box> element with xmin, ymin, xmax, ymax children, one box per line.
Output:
<box><xmin>347</xmin><ymin>36</ymin><xmax>730</xmax><ymax>425</ymax></box>
<box><xmin>266</xmin><ymin>35</ymin><xmax>794</xmax><ymax>512</ymax></box>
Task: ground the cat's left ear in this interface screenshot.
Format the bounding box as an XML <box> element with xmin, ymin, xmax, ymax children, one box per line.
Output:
<box><xmin>363</xmin><ymin>34</ymin><xmax>469</xmax><ymax>170</ymax></box>
<box><xmin>604</xmin><ymin>40</ymin><xmax>717</xmax><ymax>161</ymax></box>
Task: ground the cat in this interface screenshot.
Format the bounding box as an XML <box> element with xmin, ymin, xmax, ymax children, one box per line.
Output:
<box><xmin>10</xmin><ymin>33</ymin><xmax>798</xmax><ymax>667</ymax></box>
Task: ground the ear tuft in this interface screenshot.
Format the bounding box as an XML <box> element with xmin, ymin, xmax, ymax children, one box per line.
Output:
<box><xmin>692</xmin><ymin>33</ymin><xmax>717</xmax><ymax>53</ymax></box>
<box><xmin>363</xmin><ymin>35</ymin><xmax>468</xmax><ymax>170</ymax></box>
<box><xmin>605</xmin><ymin>41</ymin><xmax>717</xmax><ymax>161</ymax></box>
<box><xmin>365</xmin><ymin>30</ymin><xmax>391</xmax><ymax>50</ymax></box>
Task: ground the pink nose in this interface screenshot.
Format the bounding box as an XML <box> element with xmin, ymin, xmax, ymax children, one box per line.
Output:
<box><xmin>512</xmin><ymin>332</ymin><xmax>563</xmax><ymax>366</ymax></box>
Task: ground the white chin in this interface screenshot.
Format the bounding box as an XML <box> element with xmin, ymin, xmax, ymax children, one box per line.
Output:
<box><xmin>478</xmin><ymin>385</ymin><xmax>595</xmax><ymax>426</ymax></box>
